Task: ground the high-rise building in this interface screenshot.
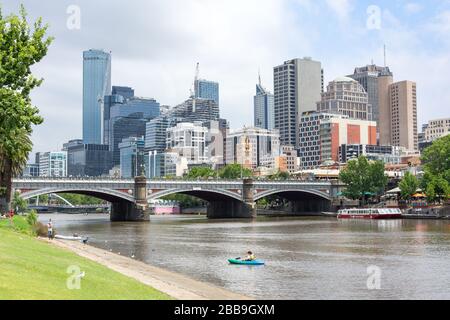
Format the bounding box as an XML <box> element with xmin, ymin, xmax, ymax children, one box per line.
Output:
<box><xmin>377</xmin><ymin>73</ymin><xmax>394</xmax><ymax>145</ymax></box>
<box><xmin>254</xmin><ymin>77</ymin><xmax>275</xmax><ymax>130</ymax></box>
<box><xmin>273</xmin><ymin>57</ymin><xmax>323</xmax><ymax>148</ymax></box>
<box><xmin>166</xmin><ymin>122</ymin><xmax>208</xmax><ymax>164</ymax></box>
<box><xmin>379</xmin><ymin>80</ymin><xmax>418</xmax><ymax>151</ymax></box>
<box><xmin>63</xmin><ymin>139</ymin><xmax>113</xmax><ymax>177</ymax></box>
<box><xmin>38</xmin><ymin>151</ymin><xmax>67</xmax><ymax>177</ymax></box>
<box><xmin>22</xmin><ymin>164</ymin><xmax>40</xmax><ymax>177</ymax></box>
<box><xmin>339</xmin><ymin>144</ymin><xmax>403</xmax><ymax>164</ymax></box>
<box><xmin>145</xmin><ymin>116</ymin><xmax>171</xmax><ymax>153</ymax></box>
<box><xmin>299</xmin><ymin>112</ymin><xmax>339</xmax><ymax>169</ymax></box>
<box><xmin>204</xmin><ymin>119</ymin><xmax>228</xmax><ymax>167</ymax></box>
<box><xmin>319</xmin><ymin>117</ymin><xmax>377</xmax><ymax>164</ymax></box>
<box><xmin>280</xmin><ymin>145</ymin><xmax>299</xmax><ymax>174</ymax></box>
<box><xmin>348</xmin><ymin>64</ymin><xmax>393</xmax><ymax>131</ymax></box>
<box><xmin>298</xmin><ymin>112</ymin><xmax>376</xmax><ymax>169</ymax></box>
<box><xmin>83</xmin><ymin>49</ymin><xmax>111</xmax><ymax>144</ymax></box>
<box><xmin>119</xmin><ymin>136</ymin><xmax>146</xmax><ymax>178</ymax></box>
<box><xmin>195</xmin><ymin>79</ymin><xmax>219</xmax><ymax>105</ymax></box>
<box><xmin>225</xmin><ymin>127</ymin><xmax>280</xmax><ymax>170</ymax></box>
<box><xmin>423</xmin><ymin>118</ymin><xmax>450</xmax><ymax>142</ymax></box>
<box><xmin>110</xmin><ymin>116</ymin><xmax>148</xmax><ymax>166</ymax></box>
<box><xmin>105</xmin><ymin>91</ymin><xmax>160</xmax><ymax>165</ymax></box>
<box><xmin>317</xmin><ymin>77</ymin><xmax>372</xmax><ymax>121</ymax></box>
<box><xmin>169</xmin><ymin>98</ymin><xmax>219</xmax><ymax>123</ymax></box>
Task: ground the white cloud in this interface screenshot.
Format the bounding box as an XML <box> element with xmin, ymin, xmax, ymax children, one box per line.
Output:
<box><xmin>405</xmin><ymin>3</ymin><xmax>423</xmax><ymax>14</ymax></box>
<box><xmin>325</xmin><ymin>0</ymin><xmax>353</xmax><ymax>21</ymax></box>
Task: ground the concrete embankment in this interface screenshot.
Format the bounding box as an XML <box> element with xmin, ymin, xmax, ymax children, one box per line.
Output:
<box><xmin>47</xmin><ymin>239</ymin><xmax>251</xmax><ymax>300</ymax></box>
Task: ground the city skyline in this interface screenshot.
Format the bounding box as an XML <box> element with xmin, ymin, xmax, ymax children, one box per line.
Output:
<box><xmin>2</xmin><ymin>0</ymin><xmax>449</xmax><ymax>155</ymax></box>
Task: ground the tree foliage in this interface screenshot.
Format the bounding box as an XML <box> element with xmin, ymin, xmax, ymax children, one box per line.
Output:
<box><xmin>268</xmin><ymin>171</ymin><xmax>290</xmax><ymax>180</ymax></box>
<box><xmin>186</xmin><ymin>166</ymin><xmax>216</xmax><ymax>179</ymax></box>
<box><xmin>0</xmin><ymin>5</ymin><xmax>53</xmax><ymax>213</ymax></box>
<box><xmin>218</xmin><ymin>164</ymin><xmax>253</xmax><ymax>179</ymax></box>
<box><xmin>339</xmin><ymin>156</ymin><xmax>388</xmax><ymax>203</ymax></box>
<box><xmin>399</xmin><ymin>171</ymin><xmax>419</xmax><ymax>200</ymax></box>
<box><xmin>12</xmin><ymin>191</ymin><xmax>28</xmax><ymax>213</ymax></box>
<box><xmin>420</xmin><ymin>135</ymin><xmax>450</xmax><ymax>203</ymax></box>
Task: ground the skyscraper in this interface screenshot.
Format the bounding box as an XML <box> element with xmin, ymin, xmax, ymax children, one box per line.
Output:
<box><xmin>273</xmin><ymin>57</ymin><xmax>323</xmax><ymax>148</ymax></box>
<box><xmin>379</xmin><ymin>81</ymin><xmax>418</xmax><ymax>151</ymax></box>
<box><xmin>195</xmin><ymin>79</ymin><xmax>219</xmax><ymax>105</ymax></box>
<box><xmin>119</xmin><ymin>136</ymin><xmax>146</xmax><ymax>178</ymax></box>
<box><xmin>225</xmin><ymin>127</ymin><xmax>281</xmax><ymax>170</ymax></box>
<box><xmin>254</xmin><ymin>76</ymin><xmax>275</xmax><ymax>130</ymax></box>
<box><xmin>83</xmin><ymin>49</ymin><xmax>112</xmax><ymax>144</ymax></box>
<box><xmin>63</xmin><ymin>139</ymin><xmax>113</xmax><ymax>177</ymax></box>
<box><xmin>317</xmin><ymin>77</ymin><xmax>372</xmax><ymax>121</ymax></box>
<box><xmin>169</xmin><ymin>98</ymin><xmax>219</xmax><ymax>123</ymax></box>
<box><xmin>348</xmin><ymin>64</ymin><xmax>393</xmax><ymax>135</ymax></box>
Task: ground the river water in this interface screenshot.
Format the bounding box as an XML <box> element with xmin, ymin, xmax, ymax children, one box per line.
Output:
<box><xmin>40</xmin><ymin>213</ymin><xmax>450</xmax><ymax>300</ymax></box>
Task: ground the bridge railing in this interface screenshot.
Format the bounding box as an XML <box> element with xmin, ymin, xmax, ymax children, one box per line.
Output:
<box><xmin>14</xmin><ymin>176</ymin><xmax>341</xmax><ymax>185</ymax></box>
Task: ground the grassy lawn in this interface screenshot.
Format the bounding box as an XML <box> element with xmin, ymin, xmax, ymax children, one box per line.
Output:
<box><xmin>0</xmin><ymin>216</ymin><xmax>171</xmax><ymax>300</ymax></box>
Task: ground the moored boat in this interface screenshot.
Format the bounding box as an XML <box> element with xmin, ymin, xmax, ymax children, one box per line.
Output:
<box><xmin>337</xmin><ymin>208</ymin><xmax>402</xmax><ymax>219</ymax></box>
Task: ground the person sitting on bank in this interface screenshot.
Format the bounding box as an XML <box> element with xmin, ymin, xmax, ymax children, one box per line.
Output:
<box><xmin>244</xmin><ymin>251</ymin><xmax>256</xmax><ymax>261</ymax></box>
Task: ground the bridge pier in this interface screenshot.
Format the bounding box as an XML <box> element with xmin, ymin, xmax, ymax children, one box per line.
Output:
<box><xmin>207</xmin><ymin>178</ymin><xmax>256</xmax><ymax>219</ymax></box>
<box><xmin>288</xmin><ymin>198</ymin><xmax>331</xmax><ymax>214</ymax></box>
<box><xmin>110</xmin><ymin>176</ymin><xmax>150</xmax><ymax>222</ymax></box>
<box><xmin>207</xmin><ymin>200</ymin><xmax>255</xmax><ymax>219</ymax></box>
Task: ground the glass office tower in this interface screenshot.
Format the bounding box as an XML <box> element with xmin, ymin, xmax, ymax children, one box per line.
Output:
<box><xmin>83</xmin><ymin>49</ymin><xmax>111</xmax><ymax>144</ymax></box>
<box><xmin>195</xmin><ymin>79</ymin><xmax>219</xmax><ymax>105</ymax></box>
<box><xmin>254</xmin><ymin>81</ymin><xmax>275</xmax><ymax>130</ymax></box>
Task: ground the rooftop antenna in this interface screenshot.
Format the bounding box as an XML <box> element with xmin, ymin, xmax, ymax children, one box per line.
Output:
<box><xmin>384</xmin><ymin>44</ymin><xmax>387</xmax><ymax>67</ymax></box>
<box><xmin>258</xmin><ymin>68</ymin><xmax>261</xmax><ymax>86</ymax></box>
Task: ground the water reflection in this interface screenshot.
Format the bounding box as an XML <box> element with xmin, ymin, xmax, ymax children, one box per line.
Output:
<box><xmin>43</xmin><ymin>214</ymin><xmax>450</xmax><ymax>299</ymax></box>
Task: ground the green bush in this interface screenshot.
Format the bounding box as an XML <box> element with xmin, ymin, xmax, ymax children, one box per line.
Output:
<box><xmin>26</xmin><ymin>210</ymin><xmax>38</xmax><ymax>227</ymax></box>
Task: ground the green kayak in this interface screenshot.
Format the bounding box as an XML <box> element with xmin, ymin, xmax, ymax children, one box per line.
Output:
<box><xmin>228</xmin><ymin>258</ymin><xmax>265</xmax><ymax>265</ymax></box>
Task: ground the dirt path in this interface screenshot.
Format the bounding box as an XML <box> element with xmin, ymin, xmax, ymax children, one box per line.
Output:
<box><xmin>45</xmin><ymin>239</ymin><xmax>252</xmax><ymax>300</ymax></box>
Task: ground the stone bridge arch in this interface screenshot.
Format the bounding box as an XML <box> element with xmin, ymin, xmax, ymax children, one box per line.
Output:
<box><xmin>19</xmin><ymin>187</ymin><xmax>136</xmax><ymax>204</ymax></box>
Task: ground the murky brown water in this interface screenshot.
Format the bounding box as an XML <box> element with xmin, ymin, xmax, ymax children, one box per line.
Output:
<box><xmin>40</xmin><ymin>213</ymin><xmax>450</xmax><ymax>299</ymax></box>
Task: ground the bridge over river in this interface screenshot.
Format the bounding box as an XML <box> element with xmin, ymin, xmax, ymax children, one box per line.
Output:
<box><xmin>12</xmin><ymin>177</ymin><xmax>343</xmax><ymax>221</ymax></box>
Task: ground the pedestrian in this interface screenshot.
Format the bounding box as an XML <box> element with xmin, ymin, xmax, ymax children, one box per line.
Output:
<box><xmin>47</xmin><ymin>219</ymin><xmax>53</xmax><ymax>240</ymax></box>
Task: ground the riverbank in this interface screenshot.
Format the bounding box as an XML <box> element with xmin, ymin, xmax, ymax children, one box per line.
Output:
<box><xmin>0</xmin><ymin>216</ymin><xmax>171</xmax><ymax>300</ymax></box>
<box><xmin>50</xmin><ymin>238</ymin><xmax>251</xmax><ymax>300</ymax></box>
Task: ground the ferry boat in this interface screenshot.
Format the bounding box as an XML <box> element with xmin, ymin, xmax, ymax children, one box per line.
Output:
<box><xmin>337</xmin><ymin>208</ymin><xmax>402</xmax><ymax>219</ymax></box>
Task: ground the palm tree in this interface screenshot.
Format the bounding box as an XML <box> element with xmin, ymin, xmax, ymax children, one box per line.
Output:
<box><xmin>0</xmin><ymin>128</ymin><xmax>33</xmax><ymax>213</ymax></box>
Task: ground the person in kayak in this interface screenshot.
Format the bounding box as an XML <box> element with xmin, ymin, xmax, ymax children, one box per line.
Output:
<box><xmin>244</xmin><ymin>251</ymin><xmax>256</xmax><ymax>261</ymax></box>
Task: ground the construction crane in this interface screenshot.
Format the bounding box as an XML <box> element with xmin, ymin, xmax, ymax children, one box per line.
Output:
<box><xmin>190</xmin><ymin>62</ymin><xmax>200</xmax><ymax>112</ymax></box>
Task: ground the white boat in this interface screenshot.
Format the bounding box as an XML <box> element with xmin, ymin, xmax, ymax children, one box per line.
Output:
<box><xmin>337</xmin><ymin>208</ymin><xmax>402</xmax><ymax>220</ymax></box>
<box><xmin>54</xmin><ymin>234</ymin><xmax>84</xmax><ymax>241</ymax></box>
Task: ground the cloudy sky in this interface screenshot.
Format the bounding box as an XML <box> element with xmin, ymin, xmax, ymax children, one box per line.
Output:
<box><xmin>2</xmin><ymin>0</ymin><xmax>450</xmax><ymax>156</ymax></box>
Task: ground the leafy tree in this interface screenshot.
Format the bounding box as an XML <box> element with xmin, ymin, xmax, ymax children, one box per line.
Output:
<box><xmin>339</xmin><ymin>156</ymin><xmax>388</xmax><ymax>205</ymax></box>
<box><xmin>186</xmin><ymin>166</ymin><xmax>216</xmax><ymax>179</ymax></box>
<box><xmin>399</xmin><ymin>172</ymin><xmax>419</xmax><ymax>201</ymax></box>
<box><xmin>219</xmin><ymin>164</ymin><xmax>253</xmax><ymax>179</ymax></box>
<box><xmin>421</xmin><ymin>135</ymin><xmax>450</xmax><ymax>184</ymax></box>
<box><xmin>420</xmin><ymin>135</ymin><xmax>450</xmax><ymax>202</ymax></box>
<box><xmin>426</xmin><ymin>176</ymin><xmax>450</xmax><ymax>203</ymax></box>
<box><xmin>161</xmin><ymin>194</ymin><xmax>204</xmax><ymax>208</ymax></box>
<box><xmin>268</xmin><ymin>171</ymin><xmax>290</xmax><ymax>180</ymax></box>
<box><xmin>12</xmin><ymin>191</ymin><xmax>28</xmax><ymax>214</ymax></box>
<box><xmin>0</xmin><ymin>5</ymin><xmax>53</xmax><ymax>213</ymax></box>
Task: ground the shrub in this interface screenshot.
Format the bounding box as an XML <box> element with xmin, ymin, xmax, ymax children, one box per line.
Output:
<box><xmin>26</xmin><ymin>210</ymin><xmax>38</xmax><ymax>227</ymax></box>
<box><xmin>33</xmin><ymin>221</ymin><xmax>50</xmax><ymax>237</ymax></box>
